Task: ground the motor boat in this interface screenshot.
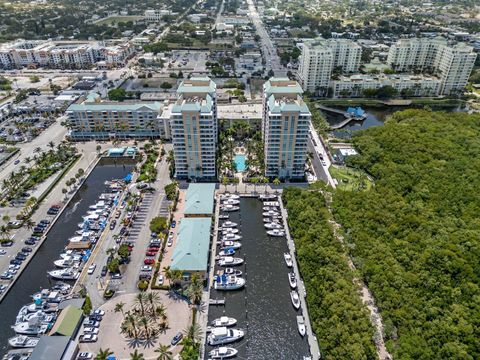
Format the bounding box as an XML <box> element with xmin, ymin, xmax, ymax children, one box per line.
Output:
<box><xmin>297</xmin><ymin>316</ymin><xmax>306</xmax><ymax>337</ymax></box>
<box><xmin>58</xmin><ymin>251</ymin><xmax>82</xmax><ymax>260</ymax></box>
<box><xmin>53</xmin><ymin>257</ymin><xmax>79</xmax><ymax>269</ymax></box>
<box><xmin>48</xmin><ymin>268</ymin><xmax>79</xmax><ymax>281</ymax></box>
<box><xmin>264</xmin><ymin>222</ymin><xmax>283</xmax><ymax>230</ymax></box>
<box><xmin>209</xmin><ymin>347</ymin><xmax>239</xmax><ymax>359</ymax></box>
<box><xmin>221</xmin><ymin>205</ymin><xmax>239</xmax><ymax>212</ymax></box>
<box><xmin>208</xmin><ymin>327</ymin><xmax>245</xmax><ymax>345</ymax></box>
<box><xmin>221</xmin><ymin>234</ymin><xmax>242</xmax><ymax>241</ymax></box>
<box><xmin>211</xmin><ymin>316</ymin><xmax>237</xmax><ymax>327</ymax></box>
<box><xmin>218</xmin><ymin>257</ymin><xmax>244</xmax><ymax>267</ymax></box>
<box><xmin>220</xmin><ymin>228</ymin><xmax>239</xmax><ymax>234</ymax></box>
<box><xmin>263</xmin><ymin>206</ymin><xmax>279</xmax><ymax>211</ymax></box>
<box><xmin>290</xmin><ymin>291</ymin><xmax>301</xmax><ymax>310</ymax></box>
<box><xmin>221</xmin><ymin>221</ymin><xmax>237</xmax><ymax>228</ymax></box>
<box><xmin>263</xmin><ymin>211</ymin><xmax>280</xmax><ymax>217</ymax></box>
<box><xmin>220</xmin><ymin>194</ymin><xmax>240</xmax><ymax>200</ymax></box>
<box><xmin>218</xmin><ymin>214</ymin><xmax>229</xmax><ymax>220</ymax></box>
<box><xmin>13</xmin><ymin>320</ymin><xmax>48</xmax><ymax>335</ymax></box>
<box><xmin>267</xmin><ymin>229</ymin><xmax>285</xmax><ymax>237</ymax></box>
<box><xmin>217</xmin><ymin>248</ymin><xmax>235</xmax><ymax>257</ymax></box>
<box><xmin>264</xmin><ymin>201</ymin><xmax>280</xmax><ymax>207</ymax></box>
<box><xmin>263</xmin><ymin>216</ymin><xmax>282</xmax><ymax>223</ymax></box>
<box><xmin>223</xmin><ymin>268</ymin><xmax>242</xmax><ymax>276</ymax></box>
<box><xmin>89</xmin><ymin>201</ymin><xmax>106</xmax><ymax>210</ymax></box>
<box><xmin>288</xmin><ymin>273</ymin><xmax>297</xmax><ymax>289</ymax></box>
<box><xmin>51</xmin><ymin>283</ymin><xmax>71</xmax><ymax>294</ymax></box>
<box><xmin>222</xmin><ymin>199</ymin><xmax>240</xmax><ymax>205</ymax></box>
<box><xmin>214</xmin><ymin>275</ymin><xmax>245</xmax><ymax>291</ymax></box>
<box><xmin>284</xmin><ymin>253</ymin><xmax>293</xmax><ymax>268</ymax></box>
<box><xmin>259</xmin><ymin>194</ymin><xmax>277</xmax><ymax>201</ymax></box>
<box><xmin>16</xmin><ymin>310</ymin><xmax>55</xmax><ymax>325</ymax></box>
<box><xmin>220</xmin><ymin>241</ymin><xmax>241</xmax><ymax>250</ymax></box>
<box><xmin>8</xmin><ymin>335</ymin><xmax>39</xmax><ymax>348</ymax></box>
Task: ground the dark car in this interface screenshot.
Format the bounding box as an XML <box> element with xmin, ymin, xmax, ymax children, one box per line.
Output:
<box><xmin>21</xmin><ymin>247</ymin><xmax>32</xmax><ymax>253</ymax></box>
<box><xmin>36</xmin><ymin>222</ymin><xmax>47</xmax><ymax>228</ymax></box>
<box><xmin>15</xmin><ymin>253</ymin><xmax>27</xmax><ymax>261</ymax></box>
<box><xmin>39</xmin><ymin>219</ymin><xmax>51</xmax><ymax>225</ymax></box>
<box><xmin>110</xmin><ymin>273</ymin><xmax>122</xmax><ymax>280</ymax></box>
<box><xmin>10</xmin><ymin>259</ymin><xmax>21</xmax><ymax>265</ymax></box>
<box><xmin>24</xmin><ymin>239</ymin><xmax>35</xmax><ymax>245</ymax></box>
<box><xmin>100</xmin><ymin>266</ymin><xmax>107</xmax><ymax>277</ymax></box>
<box><xmin>32</xmin><ymin>227</ymin><xmax>44</xmax><ymax>233</ymax></box>
<box><xmin>89</xmin><ymin>314</ymin><xmax>103</xmax><ymax>321</ymax></box>
<box><xmin>1</xmin><ymin>241</ymin><xmax>13</xmax><ymax>247</ymax></box>
<box><xmin>171</xmin><ymin>332</ymin><xmax>183</xmax><ymax>346</ymax></box>
<box><xmin>149</xmin><ymin>242</ymin><xmax>161</xmax><ymax>248</ymax></box>
<box><xmin>109</xmin><ymin>220</ymin><xmax>116</xmax><ymax>230</ymax></box>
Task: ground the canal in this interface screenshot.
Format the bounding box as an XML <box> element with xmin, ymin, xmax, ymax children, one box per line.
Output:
<box><xmin>0</xmin><ymin>158</ymin><xmax>134</xmax><ymax>355</ymax></box>
<box><xmin>208</xmin><ymin>197</ymin><xmax>310</xmax><ymax>359</ymax></box>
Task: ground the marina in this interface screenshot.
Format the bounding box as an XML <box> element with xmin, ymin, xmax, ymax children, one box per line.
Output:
<box><xmin>0</xmin><ymin>159</ymin><xmax>134</xmax><ymax>356</ymax></box>
<box><xmin>206</xmin><ymin>196</ymin><xmax>314</xmax><ymax>359</ymax></box>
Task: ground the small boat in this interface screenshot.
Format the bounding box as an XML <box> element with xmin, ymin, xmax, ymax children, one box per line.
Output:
<box><xmin>259</xmin><ymin>194</ymin><xmax>277</xmax><ymax>201</ymax></box>
<box><xmin>58</xmin><ymin>250</ymin><xmax>82</xmax><ymax>260</ymax></box>
<box><xmin>223</xmin><ymin>268</ymin><xmax>242</xmax><ymax>276</ymax></box>
<box><xmin>13</xmin><ymin>321</ymin><xmax>48</xmax><ymax>335</ymax></box>
<box><xmin>48</xmin><ymin>268</ymin><xmax>79</xmax><ymax>281</ymax></box>
<box><xmin>8</xmin><ymin>335</ymin><xmax>39</xmax><ymax>348</ymax></box>
<box><xmin>262</xmin><ymin>211</ymin><xmax>280</xmax><ymax>217</ymax></box>
<box><xmin>284</xmin><ymin>253</ymin><xmax>293</xmax><ymax>268</ymax></box>
<box><xmin>223</xmin><ymin>199</ymin><xmax>240</xmax><ymax>205</ymax></box>
<box><xmin>296</xmin><ymin>316</ymin><xmax>306</xmax><ymax>337</ymax></box>
<box><xmin>218</xmin><ymin>214</ymin><xmax>229</xmax><ymax>220</ymax></box>
<box><xmin>220</xmin><ymin>228</ymin><xmax>239</xmax><ymax>234</ymax></box>
<box><xmin>218</xmin><ymin>257</ymin><xmax>244</xmax><ymax>267</ymax></box>
<box><xmin>267</xmin><ymin>229</ymin><xmax>285</xmax><ymax>237</ymax></box>
<box><xmin>291</xmin><ymin>291</ymin><xmax>301</xmax><ymax>310</ymax></box>
<box><xmin>222</xmin><ymin>205</ymin><xmax>239</xmax><ymax>212</ymax></box>
<box><xmin>214</xmin><ymin>275</ymin><xmax>245</xmax><ymax>291</ymax></box>
<box><xmin>16</xmin><ymin>311</ymin><xmax>55</xmax><ymax>325</ymax></box>
<box><xmin>220</xmin><ymin>241</ymin><xmax>241</xmax><ymax>250</ymax></box>
<box><xmin>217</xmin><ymin>248</ymin><xmax>235</xmax><ymax>257</ymax></box>
<box><xmin>209</xmin><ymin>347</ymin><xmax>239</xmax><ymax>359</ymax></box>
<box><xmin>263</xmin><ymin>217</ymin><xmax>282</xmax><ymax>223</ymax></box>
<box><xmin>263</xmin><ymin>206</ymin><xmax>279</xmax><ymax>211</ymax></box>
<box><xmin>221</xmin><ymin>234</ymin><xmax>242</xmax><ymax>241</ymax></box>
<box><xmin>220</xmin><ymin>194</ymin><xmax>240</xmax><ymax>200</ymax></box>
<box><xmin>221</xmin><ymin>221</ymin><xmax>237</xmax><ymax>228</ymax></box>
<box><xmin>208</xmin><ymin>327</ymin><xmax>245</xmax><ymax>345</ymax></box>
<box><xmin>264</xmin><ymin>222</ymin><xmax>283</xmax><ymax>230</ymax></box>
<box><xmin>51</xmin><ymin>283</ymin><xmax>71</xmax><ymax>294</ymax></box>
<box><xmin>288</xmin><ymin>273</ymin><xmax>297</xmax><ymax>289</ymax></box>
<box><xmin>264</xmin><ymin>201</ymin><xmax>280</xmax><ymax>207</ymax></box>
<box><xmin>53</xmin><ymin>257</ymin><xmax>79</xmax><ymax>269</ymax></box>
<box><xmin>211</xmin><ymin>316</ymin><xmax>237</xmax><ymax>327</ymax></box>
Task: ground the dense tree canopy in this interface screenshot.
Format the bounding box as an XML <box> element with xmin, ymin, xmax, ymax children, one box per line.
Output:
<box><xmin>332</xmin><ymin>109</ymin><xmax>480</xmax><ymax>358</ymax></box>
<box><xmin>283</xmin><ymin>187</ymin><xmax>377</xmax><ymax>359</ymax></box>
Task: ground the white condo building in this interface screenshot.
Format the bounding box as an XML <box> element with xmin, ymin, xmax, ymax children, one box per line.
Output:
<box><xmin>170</xmin><ymin>77</ymin><xmax>218</xmax><ymax>180</ymax></box>
<box><xmin>298</xmin><ymin>38</ymin><xmax>362</xmax><ymax>94</ymax></box>
<box><xmin>262</xmin><ymin>78</ymin><xmax>311</xmax><ymax>180</ymax></box>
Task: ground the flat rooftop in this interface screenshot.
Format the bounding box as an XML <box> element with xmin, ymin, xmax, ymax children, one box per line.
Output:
<box><xmin>184</xmin><ymin>183</ymin><xmax>216</xmax><ymax>216</ymax></box>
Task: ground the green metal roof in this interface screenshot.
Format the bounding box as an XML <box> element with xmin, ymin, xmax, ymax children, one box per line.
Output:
<box><xmin>49</xmin><ymin>305</ymin><xmax>83</xmax><ymax>337</ymax></box>
<box><xmin>67</xmin><ymin>101</ymin><xmax>162</xmax><ymax>112</ymax></box>
<box><xmin>264</xmin><ymin>78</ymin><xmax>303</xmax><ymax>96</ymax></box>
<box><xmin>184</xmin><ymin>183</ymin><xmax>216</xmax><ymax>215</ymax></box>
<box><xmin>171</xmin><ymin>217</ymin><xmax>212</xmax><ymax>272</ymax></box>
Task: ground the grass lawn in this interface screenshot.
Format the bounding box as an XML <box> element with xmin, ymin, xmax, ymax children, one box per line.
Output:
<box><xmin>95</xmin><ymin>15</ymin><xmax>143</xmax><ymax>25</ymax></box>
<box><xmin>329</xmin><ymin>166</ymin><xmax>373</xmax><ymax>191</ymax></box>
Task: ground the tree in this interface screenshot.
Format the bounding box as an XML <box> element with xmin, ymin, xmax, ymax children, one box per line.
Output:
<box><xmin>107</xmin><ymin>257</ymin><xmax>120</xmax><ymax>274</ymax></box>
<box><xmin>160</xmin><ymin>82</ymin><xmax>173</xmax><ymax>90</ymax></box>
<box><xmin>82</xmin><ymin>295</ymin><xmax>92</xmax><ymax>315</ymax></box>
<box><xmin>145</xmin><ymin>292</ymin><xmax>162</xmax><ymax>318</ymax></box>
<box><xmin>186</xmin><ymin>274</ymin><xmax>203</xmax><ymax>305</ymax></box>
<box><xmin>95</xmin><ymin>348</ymin><xmax>113</xmax><ymax>360</ymax></box>
<box><xmin>108</xmin><ymin>88</ymin><xmax>126</xmax><ymax>101</ymax></box>
<box><xmin>129</xmin><ymin>349</ymin><xmax>145</xmax><ymax>360</ymax></box>
<box><xmin>135</xmin><ymin>292</ymin><xmax>147</xmax><ymax>316</ymax></box>
<box><xmin>149</xmin><ymin>216</ymin><xmax>167</xmax><ymax>233</ymax></box>
<box><xmin>122</xmin><ymin>313</ymin><xmax>139</xmax><ymax>339</ymax></box>
<box><xmin>155</xmin><ymin>344</ymin><xmax>173</xmax><ymax>360</ymax></box>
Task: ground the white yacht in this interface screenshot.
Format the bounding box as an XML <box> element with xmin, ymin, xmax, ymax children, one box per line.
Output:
<box><xmin>263</xmin><ymin>217</ymin><xmax>282</xmax><ymax>223</ymax></box>
<box><xmin>8</xmin><ymin>335</ymin><xmax>39</xmax><ymax>348</ymax></box>
<box><xmin>220</xmin><ymin>194</ymin><xmax>240</xmax><ymax>200</ymax></box>
<box><xmin>259</xmin><ymin>194</ymin><xmax>277</xmax><ymax>201</ymax></box>
<box><xmin>221</xmin><ymin>233</ymin><xmax>242</xmax><ymax>242</ymax></box>
<box><xmin>16</xmin><ymin>311</ymin><xmax>54</xmax><ymax>326</ymax></box>
<box><xmin>296</xmin><ymin>316</ymin><xmax>306</xmax><ymax>337</ymax></box>
<box><xmin>211</xmin><ymin>316</ymin><xmax>237</xmax><ymax>327</ymax></box>
<box><xmin>220</xmin><ymin>241</ymin><xmax>241</xmax><ymax>250</ymax></box>
<box><xmin>291</xmin><ymin>291</ymin><xmax>301</xmax><ymax>310</ymax></box>
<box><xmin>209</xmin><ymin>347</ymin><xmax>238</xmax><ymax>359</ymax></box>
<box><xmin>284</xmin><ymin>253</ymin><xmax>293</xmax><ymax>268</ymax></box>
<box><xmin>13</xmin><ymin>321</ymin><xmax>48</xmax><ymax>336</ymax></box>
<box><xmin>58</xmin><ymin>251</ymin><xmax>82</xmax><ymax>260</ymax></box>
<box><xmin>89</xmin><ymin>201</ymin><xmax>106</xmax><ymax>210</ymax></box>
<box><xmin>222</xmin><ymin>199</ymin><xmax>240</xmax><ymax>205</ymax></box>
<box><xmin>264</xmin><ymin>201</ymin><xmax>280</xmax><ymax>207</ymax></box>
<box><xmin>48</xmin><ymin>268</ymin><xmax>79</xmax><ymax>281</ymax></box>
<box><xmin>207</xmin><ymin>327</ymin><xmax>245</xmax><ymax>345</ymax></box>
<box><xmin>264</xmin><ymin>222</ymin><xmax>283</xmax><ymax>230</ymax></box>
<box><xmin>214</xmin><ymin>275</ymin><xmax>245</xmax><ymax>291</ymax></box>
<box><xmin>221</xmin><ymin>221</ymin><xmax>237</xmax><ymax>228</ymax></box>
<box><xmin>262</xmin><ymin>211</ymin><xmax>280</xmax><ymax>217</ymax></box>
<box><xmin>221</xmin><ymin>205</ymin><xmax>239</xmax><ymax>212</ymax></box>
<box><xmin>262</xmin><ymin>206</ymin><xmax>279</xmax><ymax>211</ymax></box>
<box><xmin>267</xmin><ymin>229</ymin><xmax>285</xmax><ymax>237</ymax></box>
<box><xmin>220</xmin><ymin>228</ymin><xmax>239</xmax><ymax>234</ymax></box>
<box><xmin>218</xmin><ymin>257</ymin><xmax>244</xmax><ymax>267</ymax></box>
<box><xmin>223</xmin><ymin>268</ymin><xmax>242</xmax><ymax>276</ymax></box>
<box><xmin>53</xmin><ymin>256</ymin><xmax>79</xmax><ymax>269</ymax></box>
<box><xmin>288</xmin><ymin>273</ymin><xmax>297</xmax><ymax>289</ymax></box>
<box><xmin>218</xmin><ymin>214</ymin><xmax>229</xmax><ymax>220</ymax></box>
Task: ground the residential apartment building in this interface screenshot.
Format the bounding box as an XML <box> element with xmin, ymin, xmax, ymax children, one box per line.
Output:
<box><xmin>0</xmin><ymin>40</ymin><xmax>135</xmax><ymax>69</ymax></box>
<box><xmin>66</xmin><ymin>93</ymin><xmax>170</xmax><ymax>141</ymax></box>
<box><xmin>170</xmin><ymin>77</ymin><xmax>217</xmax><ymax>181</ymax></box>
<box><xmin>298</xmin><ymin>38</ymin><xmax>362</xmax><ymax>94</ymax></box>
<box><xmin>331</xmin><ymin>74</ymin><xmax>442</xmax><ymax>98</ymax></box>
<box><xmin>144</xmin><ymin>9</ymin><xmax>172</xmax><ymax>22</ymax></box>
<box><xmin>262</xmin><ymin>78</ymin><xmax>311</xmax><ymax>180</ymax></box>
<box><xmin>387</xmin><ymin>38</ymin><xmax>477</xmax><ymax>95</ymax></box>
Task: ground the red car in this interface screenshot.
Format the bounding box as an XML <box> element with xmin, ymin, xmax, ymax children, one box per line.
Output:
<box><xmin>144</xmin><ymin>258</ymin><xmax>155</xmax><ymax>265</ymax></box>
<box><xmin>147</xmin><ymin>247</ymin><xmax>159</xmax><ymax>253</ymax></box>
<box><xmin>145</xmin><ymin>251</ymin><xmax>157</xmax><ymax>257</ymax></box>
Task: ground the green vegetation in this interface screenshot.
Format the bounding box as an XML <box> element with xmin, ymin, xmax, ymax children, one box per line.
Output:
<box><xmin>107</xmin><ymin>88</ymin><xmax>126</xmax><ymax>102</ymax></box>
<box><xmin>29</xmin><ymin>75</ymin><xmax>40</xmax><ymax>83</ymax></box>
<box><xmin>331</xmin><ymin>109</ymin><xmax>480</xmax><ymax>358</ymax></box>
<box><xmin>0</xmin><ymin>76</ymin><xmax>12</xmax><ymax>91</ymax></box>
<box><xmin>143</xmin><ymin>41</ymin><xmax>168</xmax><ymax>54</ymax></box>
<box><xmin>137</xmin><ymin>146</ymin><xmax>158</xmax><ymax>183</ymax></box>
<box><xmin>82</xmin><ymin>295</ymin><xmax>92</xmax><ymax>315</ymax></box>
<box><xmin>149</xmin><ymin>217</ymin><xmax>167</xmax><ymax>234</ymax></box>
<box><xmin>304</xmin><ymin>97</ymin><xmax>329</xmax><ymax>135</ymax></box>
<box><xmin>164</xmin><ymin>182</ymin><xmax>178</xmax><ymax>201</ymax></box>
<box><xmin>329</xmin><ymin>166</ymin><xmax>372</xmax><ymax>191</ymax></box>
<box><xmin>282</xmin><ymin>186</ymin><xmax>377</xmax><ymax>358</ymax></box>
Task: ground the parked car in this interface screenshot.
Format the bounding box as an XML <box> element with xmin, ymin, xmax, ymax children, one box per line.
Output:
<box><xmin>149</xmin><ymin>242</ymin><xmax>161</xmax><ymax>248</ymax></box>
<box><xmin>115</xmin><ymin>211</ymin><xmax>121</xmax><ymax>219</ymax></box>
<box><xmin>79</xmin><ymin>334</ymin><xmax>98</xmax><ymax>343</ymax></box>
<box><xmin>145</xmin><ymin>251</ymin><xmax>157</xmax><ymax>257</ymax></box>
<box><xmin>100</xmin><ymin>266</ymin><xmax>107</xmax><ymax>277</ymax></box>
<box><xmin>171</xmin><ymin>332</ymin><xmax>183</xmax><ymax>346</ymax></box>
<box><xmin>87</xmin><ymin>264</ymin><xmax>96</xmax><ymax>275</ymax></box>
<box><xmin>13</xmin><ymin>159</ymin><xmax>20</xmax><ymax>165</ymax></box>
<box><xmin>77</xmin><ymin>352</ymin><xmax>93</xmax><ymax>360</ymax></box>
<box><xmin>147</xmin><ymin>247</ymin><xmax>159</xmax><ymax>253</ymax></box>
<box><xmin>24</xmin><ymin>239</ymin><xmax>35</xmax><ymax>245</ymax></box>
<box><xmin>140</xmin><ymin>265</ymin><xmax>153</xmax><ymax>272</ymax></box>
<box><xmin>15</xmin><ymin>253</ymin><xmax>27</xmax><ymax>261</ymax></box>
<box><xmin>138</xmin><ymin>273</ymin><xmax>152</xmax><ymax>280</ymax></box>
<box><xmin>9</xmin><ymin>259</ymin><xmax>21</xmax><ymax>265</ymax></box>
<box><xmin>83</xmin><ymin>319</ymin><xmax>100</xmax><ymax>328</ymax></box>
<box><xmin>0</xmin><ymin>284</ymin><xmax>7</xmax><ymax>292</ymax></box>
<box><xmin>21</xmin><ymin>247</ymin><xmax>32</xmax><ymax>253</ymax></box>
<box><xmin>158</xmin><ymin>274</ymin><xmax>164</xmax><ymax>285</ymax></box>
<box><xmin>167</xmin><ymin>238</ymin><xmax>173</xmax><ymax>247</ymax></box>
<box><xmin>32</xmin><ymin>227</ymin><xmax>44</xmax><ymax>233</ymax></box>
<box><xmin>0</xmin><ymin>272</ymin><xmax>13</xmax><ymax>280</ymax></box>
<box><xmin>0</xmin><ymin>249</ymin><xmax>7</xmax><ymax>255</ymax></box>
<box><xmin>92</xmin><ymin>309</ymin><xmax>105</xmax><ymax>316</ymax></box>
<box><xmin>2</xmin><ymin>241</ymin><xmax>13</xmax><ymax>247</ymax></box>
<box><xmin>111</xmin><ymin>273</ymin><xmax>122</xmax><ymax>280</ymax></box>
<box><xmin>109</xmin><ymin>220</ymin><xmax>116</xmax><ymax>230</ymax></box>
<box><xmin>144</xmin><ymin>258</ymin><xmax>155</xmax><ymax>265</ymax></box>
<box><xmin>83</xmin><ymin>327</ymin><xmax>99</xmax><ymax>335</ymax></box>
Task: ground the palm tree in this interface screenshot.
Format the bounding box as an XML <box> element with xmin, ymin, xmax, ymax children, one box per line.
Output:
<box><xmin>114</xmin><ymin>301</ymin><xmax>125</xmax><ymax>317</ymax></box>
<box><xmin>154</xmin><ymin>344</ymin><xmax>173</xmax><ymax>360</ymax></box>
<box><xmin>24</xmin><ymin>218</ymin><xmax>35</xmax><ymax>231</ymax></box>
<box><xmin>122</xmin><ymin>313</ymin><xmax>139</xmax><ymax>339</ymax></box>
<box><xmin>135</xmin><ymin>292</ymin><xmax>147</xmax><ymax>316</ymax></box>
<box><xmin>95</xmin><ymin>348</ymin><xmax>113</xmax><ymax>360</ymax></box>
<box><xmin>145</xmin><ymin>292</ymin><xmax>161</xmax><ymax>318</ymax></box>
<box><xmin>47</xmin><ymin>141</ymin><xmax>55</xmax><ymax>149</ymax></box>
<box><xmin>0</xmin><ymin>225</ymin><xmax>11</xmax><ymax>242</ymax></box>
<box><xmin>129</xmin><ymin>349</ymin><xmax>145</xmax><ymax>360</ymax></box>
<box><xmin>155</xmin><ymin>304</ymin><xmax>167</xmax><ymax>321</ymax></box>
<box><xmin>183</xmin><ymin>323</ymin><xmax>202</xmax><ymax>344</ymax></box>
<box><xmin>187</xmin><ymin>274</ymin><xmax>203</xmax><ymax>305</ymax></box>
<box><xmin>139</xmin><ymin>316</ymin><xmax>151</xmax><ymax>339</ymax></box>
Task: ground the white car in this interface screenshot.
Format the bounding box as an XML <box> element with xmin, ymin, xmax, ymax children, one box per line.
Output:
<box><xmin>83</xmin><ymin>327</ymin><xmax>99</xmax><ymax>335</ymax></box>
<box><xmin>140</xmin><ymin>265</ymin><xmax>153</xmax><ymax>272</ymax></box>
<box><xmin>80</xmin><ymin>334</ymin><xmax>98</xmax><ymax>343</ymax></box>
<box><xmin>0</xmin><ymin>249</ymin><xmax>6</xmax><ymax>255</ymax></box>
<box><xmin>92</xmin><ymin>309</ymin><xmax>105</xmax><ymax>316</ymax></box>
<box><xmin>167</xmin><ymin>238</ymin><xmax>173</xmax><ymax>247</ymax></box>
<box><xmin>87</xmin><ymin>264</ymin><xmax>96</xmax><ymax>275</ymax></box>
<box><xmin>77</xmin><ymin>352</ymin><xmax>93</xmax><ymax>360</ymax></box>
<box><xmin>158</xmin><ymin>274</ymin><xmax>164</xmax><ymax>285</ymax></box>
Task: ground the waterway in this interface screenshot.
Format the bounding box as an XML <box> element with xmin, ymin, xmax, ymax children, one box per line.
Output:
<box><xmin>0</xmin><ymin>158</ymin><xmax>134</xmax><ymax>356</ymax></box>
<box><xmin>207</xmin><ymin>197</ymin><xmax>310</xmax><ymax>359</ymax></box>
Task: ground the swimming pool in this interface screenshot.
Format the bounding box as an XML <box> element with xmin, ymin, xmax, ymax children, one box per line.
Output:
<box><xmin>234</xmin><ymin>154</ymin><xmax>246</xmax><ymax>172</ymax></box>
